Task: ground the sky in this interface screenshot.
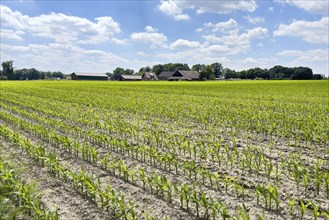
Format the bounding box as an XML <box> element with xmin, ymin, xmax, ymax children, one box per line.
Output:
<box><xmin>0</xmin><ymin>0</ymin><xmax>328</xmax><ymax>75</ymax></box>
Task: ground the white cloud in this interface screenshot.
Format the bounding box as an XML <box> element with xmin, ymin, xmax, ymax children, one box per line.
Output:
<box><xmin>0</xmin><ymin>42</ymin><xmax>127</xmax><ymax>73</ymax></box>
<box><xmin>202</xmin><ymin>35</ymin><xmax>221</xmax><ymax>43</ymax></box>
<box><xmin>130</xmin><ymin>28</ymin><xmax>167</xmax><ymax>47</ymax></box>
<box><xmin>0</xmin><ymin>29</ymin><xmax>25</xmax><ymax>41</ymax></box>
<box><xmin>0</xmin><ymin>5</ymin><xmax>121</xmax><ymax>44</ymax></box>
<box><xmin>145</xmin><ymin>26</ymin><xmax>158</xmax><ymax>33</ymax></box>
<box><xmin>169</xmin><ymin>39</ymin><xmax>200</xmax><ymax>49</ymax></box>
<box><xmin>204</xmin><ymin>19</ymin><xmax>238</xmax><ymax>32</ymax></box>
<box><xmin>245</xmin><ymin>27</ymin><xmax>268</xmax><ymax>39</ymax></box>
<box><xmin>277</xmin><ymin>49</ymin><xmax>329</xmax><ymax>62</ymax></box>
<box><xmin>110</xmin><ymin>38</ymin><xmax>129</xmax><ymax>45</ymax></box>
<box><xmin>242</xmin><ymin>57</ymin><xmax>276</xmax><ymax>65</ymax></box>
<box><xmin>257</xmin><ymin>43</ymin><xmax>263</xmax><ymax>47</ymax></box>
<box><xmin>157</xmin><ymin>1</ymin><xmax>257</xmax><ymax>20</ymax></box>
<box><xmin>156</xmin><ymin>0</ymin><xmax>190</xmax><ymax>21</ymax></box>
<box><xmin>201</xmin><ymin>26</ymin><xmax>269</xmax><ymax>55</ymax></box>
<box><xmin>243</xmin><ymin>15</ymin><xmax>265</xmax><ymax>24</ymax></box>
<box><xmin>137</xmin><ymin>51</ymin><xmax>149</xmax><ymax>56</ymax></box>
<box><xmin>156</xmin><ymin>48</ymin><xmax>231</xmax><ymax>66</ymax></box>
<box><xmin>274</xmin><ymin>17</ymin><xmax>329</xmax><ymax>44</ymax></box>
<box><xmin>275</xmin><ymin>0</ymin><xmax>329</xmax><ymax>15</ymax></box>
<box><xmin>178</xmin><ymin>0</ymin><xmax>257</xmax><ymax>14</ymax></box>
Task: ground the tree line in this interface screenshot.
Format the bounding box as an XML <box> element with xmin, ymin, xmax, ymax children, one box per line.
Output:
<box><xmin>223</xmin><ymin>66</ymin><xmax>324</xmax><ymax>80</ymax></box>
<box><xmin>1</xmin><ymin>61</ymin><xmax>64</xmax><ymax>80</ymax></box>
<box><xmin>1</xmin><ymin>60</ymin><xmax>325</xmax><ymax>81</ymax></box>
<box><xmin>110</xmin><ymin>62</ymin><xmax>324</xmax><ymax>80</ymax></box>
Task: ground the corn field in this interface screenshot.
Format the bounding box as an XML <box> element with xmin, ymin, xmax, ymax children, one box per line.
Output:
<box><xmin>0</xmin><ymin>80</ymin><xmax>328</xmax><ymax>219</ymax></box>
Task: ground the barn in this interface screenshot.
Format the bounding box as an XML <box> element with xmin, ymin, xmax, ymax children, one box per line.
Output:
<box><xmin>158</xmin><ymin>71</ymin><xmax>174</xmax><ymax>80</ymax></box>
<box><xmin>71</xmin><ymin>72</ymin><xmax>108</xmax><ymax>80</ymax></box>
<box><xmin>159</xmin><ymin>70</ymin><xmax>199</xmax><ymax>81</ymax></box>
<box><xmin>119</xmin><ymin>75</ymin><xmax>143</xmax><ymax>81</ymax></box>
<box><xmin>142</xmin><ymin>72</ymin><xmax>158</xmax><ymax>80</ymax></box>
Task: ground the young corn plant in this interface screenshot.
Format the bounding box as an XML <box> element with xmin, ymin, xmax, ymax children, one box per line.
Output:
<box><xmin>298</xmin><ymin>200</ymin><xmax>311</xmax><ymax>220</ymax></box>
<box><xmin>191</xmin><ymin>189</ymin><xmax>200</xmax><ymax>217</ymax></box>
<box><xmin>267</xmin><ymin>184</ymin><xmax>279</xmax><ymax>212</ymax></box>
<box><xmin>237</xmin><ymin>203</ymin><xmax>250</xmax><ymax>220</ymax></box>
<box><xmin>288</xmin><ymin>198</ymin><xmax>295</xmax><ymax>218</ymax></box>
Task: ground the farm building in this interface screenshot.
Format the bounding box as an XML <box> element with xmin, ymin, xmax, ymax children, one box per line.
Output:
<box><xmin>142</xmin><ymin>72</ymin><xmax>158</xmax><ymax>80</ymax></box>
<box><xmin>158</xmin><ymin>71</ymin><xmax>174</xmax><ymax>80</ymax></box>
<box><xmin>159</xmin><ymin>70</ymin><xmax>200</xmax><ymax>81</ymax></box>
<box><xmin>119</xmin><ymin>75</ymin><xmax>143</xmax><ymax>81</ymax></box>
<box><xmin>71</xmin><ymin>72</ymin><xmax>108</xmax><ymax>80</ymax></box>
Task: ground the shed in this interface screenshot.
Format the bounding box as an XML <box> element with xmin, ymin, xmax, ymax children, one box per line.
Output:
<box><xmin>71</xmin><ymin>72</ymin><xmax>108</xmax><ymax>80</ymax></box>
<box><xmin>142</xmin><ymin>72</ymin><xmax>158</xmax><ymax>81</ymax></box>
<box><xmin>119</xmin><ymin>75</ymin><xmax>143</xmax><ymax>81</ymax></box>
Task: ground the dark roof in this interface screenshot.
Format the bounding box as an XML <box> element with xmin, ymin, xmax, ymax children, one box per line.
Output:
<box><xmin>142</xmin><ymin>72</ymin><xmax>158</xmax><ymax>80</ymax></box>
<box><xmin>72</xmin><ymin>72</ymin><xmax>108</xmax><ymax>77</ymax></box>
<box><xmin>158</xmin><ymin>71</ymin><xmax>174</xmax><ymax>78</ymax></box>
<box><xmin>120</xmin><ymin>75</ymin><xmax>142</xmax><ymax>80</ymax></box>
<box><xmin>177</xmin><ymin>70</ymin><xmax>199</xmax><ymax>79</ymax></box>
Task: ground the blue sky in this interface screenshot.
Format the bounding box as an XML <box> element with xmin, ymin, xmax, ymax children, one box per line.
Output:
<box><xmin>1</xmin><ymin>0</ymin><xmax>328</xmax><ymax>75</ymax></box>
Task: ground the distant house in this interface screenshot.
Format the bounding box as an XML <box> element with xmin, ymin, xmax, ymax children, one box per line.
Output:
<box><xmin>159</xmin><ymin>70</ymin><xmax>199</xmax><ymax>81</ymax></box>
<box><xmin>71</xmin><ymin>72</ymin><xmax>108</xmax><ymax>80</ymax></box>
<box><xmin>158</xmin><ymin>71</ymin><xmax>174</xmax><ymax>80</ymax></box>
<box><xmin>119</xmin><ymin>75</ymin><xmax>143</xmax><ymax>81</ymax></box>
<box><xmin>142</xmin><ymin>72</ymin><xmax>158</xmax><ymax>81</ymax></box>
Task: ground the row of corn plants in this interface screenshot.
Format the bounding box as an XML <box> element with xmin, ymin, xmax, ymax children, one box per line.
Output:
<box><xmin>0</xmin><ymin>125</ymin><xmax>149</xmax><ymax>220</ymax></box>
<box><xmin>0</xmin><ymin>158</ymin><xmax>59</xmax><ymax>219</ymax></box>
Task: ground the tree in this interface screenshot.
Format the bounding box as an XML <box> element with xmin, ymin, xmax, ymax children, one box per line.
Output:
<box><xmin>192</xmin><ymin>64</ymin><xmax>206</xmax><ymax>73</ymax></box>
<box><xmin>152</xmin><ymin>63</ymin><xmax>190</xmax><ymax>76</ymax></box>
<box><xmin>312</xmin><ymin>74</ymin><xmax>324</xmax><ymax>80</ymax></box>
<box><xmin>26</xmin><ymin>68</ymin><xmax>40</xmax><ymax>80</ymax></box>
<box><xmin>110</xmin><ymin>67</ymin><xmax>134</xmax><ymax>80</ymax></box>
<box><xmin>211</xmin><ymin>62</ymin><xmax>223</xmax><ymax>78</ymax></box>
<box><xmin>51</xmin><ymin>71</ymin><xmax>64</xmax><ymax>79</ymax></box>
<box><xmin>206</xmin><ymin>65</ymin><xmax>215</xmax><ymax>80</ymax></box>
<box><xmin>152</xmin><ymin>64</ymin><xmax>163</xmax><ymax>76</ymax></box>
<box><xmin>139</xmin><ymin>66</ymin><xmax>152</xmax><ymax>74</ymax></box>
<box><xmin>1</xmin><ymin>61</ymin><xmax>14</xmax><ymax>80</ymax></box>
<box><xmin>292</xmin><ymin>67</ymin><xmax>313</xmax><ymax>79</ymax></box>
<box><xmin>199</xmin><ymin>65</ymin><xmax>215</xmax><ymax>80</ymax></box>
<box><xmin>223</xmin><ymin>68</ymin><xmax>239</xmax><ymax>79</ymax></box>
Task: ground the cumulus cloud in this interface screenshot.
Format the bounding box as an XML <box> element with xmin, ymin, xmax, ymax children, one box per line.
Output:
<box><xmin>245</xmin><ymin>27</ymin><xmax>268</xmax><ymax>39</ymax></box>
<box><xmin>156</xmin><ymin>48</ymin><xmax>231</xmax><ymax>66</ymax></box>
<box><xmin>204</xmin><ymin>19</ymin><xmax>238</xmax><ymax>33</ymax></box>
<box><xmin>274</xmin><ymin>17</ymin><xmax>329</xmax><ymax>44</ymax></box>
<box><xmin>156</xmin><ymin>0</ymin><xmax>190</xmax><ymax>21</ymax></box>
<box><xmin>145</xmin><ymin>26</ymin><xmax>158</xmax><ymax>32</ymax></box>
<box><xmin>200</xmin><ymin>26</ymin><xmax>269</xmax><ymax>55</ymax></box>
<box><xmin>242</xmin><ymin>57</ymin><xmax>276</xmax><ymax>65</ymax></box>
<box><xmin>130</xmin><ymin>27</ymin><xmax>167</xmax><ymax>48</ymax></box>
<box><xmin>0</xmin><ymin>29</ymin><xmax>25</xmax><ymax>41</ymax></box>
<box><xmin>157</xmin><ymin>1</ymin><xmax>257</xmax><ymax>20</ymax></box>
<box><xmin>178</xmin><ymin>0</ymin><xmax>257</xmax><ymax>14</ymax></box>
<box><xmin>277</xmin><ymin>49</ymin><xmax>329</xmax><ymax>62</ymax></box>
<box><xmin>0</xmin><ymin>5</ymin><xmax>121</xmax><ymax>44</ymax></box>
<box><xmin>156</xmin><ymin>26</ymin><xmax>269</xmax><ymax>65</ymax></box>
<box><xmin>275</xmin><ymin>0</ymin><xmax>329</xmax><ymax>15</ymax></box>
<box><xmin>110</xmin><ymin>38</ymin><xmax>129</xmax><ymax>45</ymax></box>
<box><xmin>169</xmin><ymin>39</ymin><xmax>200</xmax><ymax>49</ymax></box>
<box><xmin>243</xmin><ymin>15</ymin><xmax>265</xmax><ymax>24</ymax></box>
<box><xmin>0</xmin><ymin>42</ymin><xmax>127</xmax><ymax>72</ymax></box>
